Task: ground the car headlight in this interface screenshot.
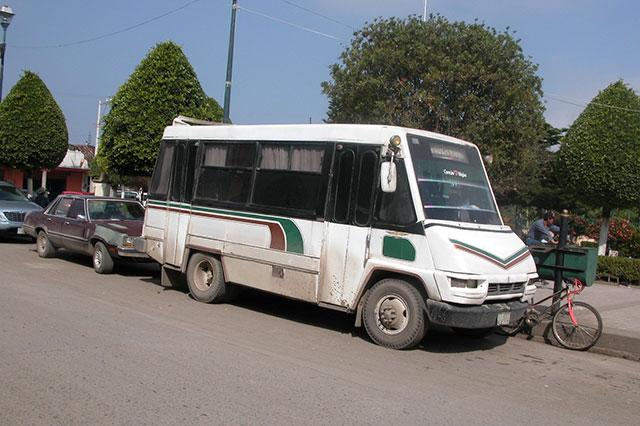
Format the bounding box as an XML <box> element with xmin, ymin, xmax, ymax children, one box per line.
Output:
<box><xmin>121</xmin><ymin>236</ymin><xmax>135</xmax><ymax>248</ymax></box>
<box><xmin>0</xmin><ymin>212</ymin><xmax>7</xmax><ymax>223</ymax></box>
<box><xmin>450</xmin><ymin>277</ymin><xmax>479</xmax><ymax>289</ymax></box>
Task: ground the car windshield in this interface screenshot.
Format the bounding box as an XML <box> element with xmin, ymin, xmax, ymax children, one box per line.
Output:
<box><xmin>0</xmin><ymin>184</ymin><xmax>29</xmax><ymax>202</ymax></box>
<box><xmin>87</xmin><ymin>200</ymin><xmax>145</xmax><ymax>221</ymax></box>
<box><xmin>407</xmin><ymin>134</ymin><xmax>501</xmax><ymax>225</ymax></box>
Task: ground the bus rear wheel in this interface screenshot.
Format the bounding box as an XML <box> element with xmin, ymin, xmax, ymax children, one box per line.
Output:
<box><xmin>362</xmin><ymin>279</ymin><xmax>427</xmax><ymax>350</ymax></box>
<box><xmin>186</xmin><ymin>253</ymin><xmax>227</xmax><ymax>303</ymax></box>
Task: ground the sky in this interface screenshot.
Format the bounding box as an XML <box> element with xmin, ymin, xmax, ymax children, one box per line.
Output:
<box><xmin>3</xmin><ymin>0</ymin><xmax>639</xmax><ymax>146</ymax></box>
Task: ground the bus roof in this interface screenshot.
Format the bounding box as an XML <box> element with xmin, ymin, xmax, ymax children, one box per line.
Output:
<box><xmin>162</xmin><ymin>122</ymin><xmax>476</xmax><ymax>148</ymax></box>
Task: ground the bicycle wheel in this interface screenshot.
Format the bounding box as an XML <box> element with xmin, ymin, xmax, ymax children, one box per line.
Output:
<box><xmin>552</xmin><ymin>301</ymin><xmax>603</xmax><ymax>351</ymax></box>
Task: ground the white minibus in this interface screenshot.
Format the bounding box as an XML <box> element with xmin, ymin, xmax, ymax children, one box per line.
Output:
<box><xmin>141</xmin><ymin>118</ymin><xmax>537</xmax><ymax>349</ymax></box>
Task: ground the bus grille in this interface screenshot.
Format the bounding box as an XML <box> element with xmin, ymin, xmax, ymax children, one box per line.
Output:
<box><xmin>488</xmin><ymin>282</ymin><xmax>526</xmax><ymax>295</ymax></box>
<box><xmin>3</xmin><ymin>212</ymin><xmax>25</xmax><ymax>222</ymax></box>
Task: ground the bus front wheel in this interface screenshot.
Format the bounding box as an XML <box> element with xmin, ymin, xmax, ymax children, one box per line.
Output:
<box><xmin>186</xmin><ymin>253</ymin><xmax>227</xmax><ymax>303</ymax></box>
<box><xmin>362</xmin><ymin>279</ymin><xmax>427</xmax><ymax>350</ymax></box>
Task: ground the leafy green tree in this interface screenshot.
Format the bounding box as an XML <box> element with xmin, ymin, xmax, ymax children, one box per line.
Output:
<box><xmin>0</xmin><ymin>71</ymin><xmax>68</xmax><ymax>172</ymax></box>
<box><xmin>98</xmin><ymin>41</ymin><xmax>222</xmax><ymax>177</ymax></box>
<box><xmin>322</xmin><ymin>15</ymin><xmax>547</xmax><ymax>203</ymax></box>
<box><xmin>557</xmin><ymin>80</ymin><xmax>640</xmax><ymax>254</ymax></box>
<box><xmin>527</xmin><ymin>124</ymin><xmax>576</xmax><ymax>210</ymax></box>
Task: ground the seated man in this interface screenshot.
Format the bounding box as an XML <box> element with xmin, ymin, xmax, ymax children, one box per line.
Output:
<box><xmin>526</xmin><ymin>211</ymin><xmax>560</xmax><ymax>245</ymax></box>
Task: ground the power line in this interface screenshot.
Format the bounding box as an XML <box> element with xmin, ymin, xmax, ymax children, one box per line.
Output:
<box><xmin>238</xmin><ymin>5</ymin><xmax>343</xmax><ymax>41</ymax></box>
<box><xmin>12</xmin><ymin>0</ymin><xmax>203</xmax><ymax>49</ymax></box>
<box><xmin>279</xmin><ymin>0</ymin><xmax>355</xmax><ymax>30</ymax></box>
<box><xmin>545</xmin><ymin>93</ymin><xmax>640</xmax><ymax>113</ymax></box>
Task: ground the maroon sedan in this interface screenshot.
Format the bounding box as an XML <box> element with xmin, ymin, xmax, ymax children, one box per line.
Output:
<box><xmin>23</xmin><ymin>195</ymin><xmax>148</xmax><ymax>274</ymax></box>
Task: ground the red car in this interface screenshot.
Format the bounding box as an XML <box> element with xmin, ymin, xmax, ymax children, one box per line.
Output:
<box><xmin>23</xmin><ymin>195</ymin><xmax>148</xmax><ymax>274</ymax></box>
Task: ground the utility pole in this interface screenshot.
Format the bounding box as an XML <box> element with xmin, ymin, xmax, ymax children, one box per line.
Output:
<box><xmin>423</xmin><ymin>0</ymin><xmax>427</xmax><ymax>22</ymax></box>
<box><xmin>0</xmin><ymin>4</ymin><xmax>15</xmax><ymax>101</ymax></box>
<box><xmin>94</xmin><ymin>97</ymin><xmax>111</xmax><ymax>154</ymax></box>
<box><xmin>223</xmin><ymin>0</ymin><xmax>238</xmax><ymax>124</ymax></box>
<box><xmin>93</xmin><ymin>97</ymin><xmax>111</xmax><ymax>197</ymax></box>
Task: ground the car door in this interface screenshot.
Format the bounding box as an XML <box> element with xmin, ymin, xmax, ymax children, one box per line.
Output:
<box><xmin>61</xmin><ymin>198</ymin><xmax>90</xmax><ymax>253</ymax></box>
<box><xmin>46</xmin><ymin>197</ymin><xmax>73</xmax><ymax>246</ymax></box>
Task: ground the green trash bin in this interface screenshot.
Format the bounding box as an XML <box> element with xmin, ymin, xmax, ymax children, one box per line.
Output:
<box><xmin>529</xmin><ymin>245</ymin><xmax>597</xmax><ymax>286</ymax></box>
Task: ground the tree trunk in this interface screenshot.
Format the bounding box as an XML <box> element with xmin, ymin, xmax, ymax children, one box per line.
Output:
<box><xmin>598</xmin><ymin>207</ymin><xmax>611</xmax><ymax>256</ymax></box>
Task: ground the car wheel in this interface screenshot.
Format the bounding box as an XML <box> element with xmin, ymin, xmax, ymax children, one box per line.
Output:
<box><xmin>362</xmin><ymin>279</ymin><xmax>428</xmax><ymax>350</ymax></box>
<box><xmin>36</xmin><ymin>231</ymin><xmax>56</xmax><ymax>258</ymax></box>
<box><xmin>186</xmin><ymin>253</ymin><xmax>228</xmax><ymax>303</ymax></box>
<box><xmin>93</xmin><ymin>241</ymin><xmax>114</xmax><ymax>274</ymax></box>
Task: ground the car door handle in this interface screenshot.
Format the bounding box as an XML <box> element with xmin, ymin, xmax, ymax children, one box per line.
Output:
<box><xmin>64</xmin><ymin>221</ymin><xmax>70</xmax><ymax>225</ymax></box>
<box><xmin>47</xmin><ymin>218</ymin><xmax>52</xmax><ymax>221</ymax></box>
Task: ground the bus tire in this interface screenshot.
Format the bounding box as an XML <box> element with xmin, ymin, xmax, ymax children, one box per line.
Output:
<box><xmin>186</xmin><ymin>253</ymin><xmax>227</xmax><ymax>303</ymax></box>
<box><xmin>362</xmin><ymin>279</ymin><xmax>427</xmax><ymax>350</ymax></box>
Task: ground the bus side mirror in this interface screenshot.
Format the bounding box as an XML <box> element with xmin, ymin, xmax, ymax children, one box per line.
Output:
<box><xmin>380</xmin><ymin>161</ymin><xmax>397</xmax><ymax>193</ymax></box>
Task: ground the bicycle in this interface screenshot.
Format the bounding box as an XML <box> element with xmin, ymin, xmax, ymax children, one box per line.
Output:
<box><xmin>497</xmin><ymin>278</ymin><xmax>603</xmax><ymax>351</ymax></box>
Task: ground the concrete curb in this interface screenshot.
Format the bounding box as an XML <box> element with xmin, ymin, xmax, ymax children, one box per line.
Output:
<box><xmin>525</xmin><ymin>320</ymin><xmax>640</xmax><ymax>362</ymax></box>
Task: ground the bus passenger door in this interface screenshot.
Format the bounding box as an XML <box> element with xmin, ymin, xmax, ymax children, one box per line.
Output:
<box><xmin>320</xmin><ymin>145</ymin><xmax>379</xmax><ymax>309</ymax></box>
<box><xmin>164</xmin><ymin>141</ymin><xmax>197</xmax><ymax>268</ymax></box>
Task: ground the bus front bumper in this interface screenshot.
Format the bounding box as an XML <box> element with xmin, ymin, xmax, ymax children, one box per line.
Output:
<box><xmin>425</xmin><ymin>299</ymin><xmax>528</xmax><ymax>329</ymax></box>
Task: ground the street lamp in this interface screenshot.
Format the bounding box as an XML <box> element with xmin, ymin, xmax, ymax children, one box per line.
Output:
<box><xmin>0</xmin><ymin>4</ymin><xmax>15</xmax><ymax>101</ymax></box>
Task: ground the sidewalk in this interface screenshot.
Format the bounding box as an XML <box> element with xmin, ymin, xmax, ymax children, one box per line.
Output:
<box><xmin>527</xmin><ymin>281</ymin><xmax>640</xmax><ymax>360</ymax></box>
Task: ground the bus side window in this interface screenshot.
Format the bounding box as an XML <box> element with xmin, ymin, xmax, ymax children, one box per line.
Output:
<box><xmin>195</xmin><ymin>143</ymin><xmax>255</xmax><ymax>205</ymax></box>
<box><xmin>169</xmin><ymin>143</ymin><xmax>185</xmax><ymax>202</ymax></box>
<box><xmin>332</xmin><ymin>148</ymin><xmax>355</xmax><ymax>223</ymax></box>
<box><xmin>149</xmin><ymin>143</ymin><xmax>175</xmax><ymax>201</ymax></box>
<box><xmin>374</xmin><ymin>160</ymin><xmax>416</xmax><ymax>228</ymax></box>
<box><xmin>353</xmin><ymin>150</ymin><xmax>378</xmax><ymax>226</ymax></box>
<box><xmin>183</xmin><ymin>142</ymin><xmax>199</xmax><ymax>202</ymax></box>
<box><xmin>252</xmin><ymin>143</ymin><xmax>327</xmax><ymax>216</ymax></box>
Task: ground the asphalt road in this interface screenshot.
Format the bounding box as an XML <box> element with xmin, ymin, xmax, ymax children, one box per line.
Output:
<box><xmin>1</xmin><ymin>238</ymin><xmax>639</xmax><ymax>425</ymax></box>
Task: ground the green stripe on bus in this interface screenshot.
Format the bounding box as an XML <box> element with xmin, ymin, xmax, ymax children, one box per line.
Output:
<box><xmin>449</xmin><ymin>239</ymin><xmax>528</xmax><ymax>264</ymax></box>
<box><xmin>383</xmin><ymin>236</ymin><xmax>416</xmax><ymax>261</ymax></box>
<box><xmin>148</xmin><ymin>200</ymin><xmax>304</xmax><ymax>254</ymax></box>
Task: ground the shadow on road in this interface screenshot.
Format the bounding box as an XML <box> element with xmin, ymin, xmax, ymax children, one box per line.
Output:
<box><xmin>150</xmin><ymin>281</ymin><xmax>510</xmax><ymax>353</ymax></box>
<box><xmin>418</xmin><ymin>326</ymin><xmax>509</xmax><ymax>353</ymax></box>
<box><xmin>0</xmin><ymin>235</ymin><xmax>35</xmax><ymax>244</ymax></box>
<box><xmin>231</xmin><ymin>287</ymin><xmax>355</xmax><ymax>335</ymax></box>
<box><xmin>52</xmin><ymin>249</ymin><xmax>160</xmax><ymax>278</ymax></box>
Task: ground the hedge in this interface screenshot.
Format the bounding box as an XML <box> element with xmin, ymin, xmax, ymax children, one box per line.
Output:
<box><xmin>597</xmin><ymin>256</ymin><xmax>640</xmax><ymax>284</ymax></box>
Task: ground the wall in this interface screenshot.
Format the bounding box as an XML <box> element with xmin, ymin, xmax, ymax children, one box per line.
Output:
<box><xmin>65</xmin><ymin>172</ymin><xmax>84</xmax><ymax>192</ymax></box>
<box><xmin>0</xmin><ymin>167</ymin><xmax>25</xmax><ymax>188</ymax></box>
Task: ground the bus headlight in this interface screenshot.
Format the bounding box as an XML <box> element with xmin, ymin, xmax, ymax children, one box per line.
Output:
<box><xmin>450</xmin><ymin>277</ymin><xmax>479</xmax><ymax>289</ymax></box>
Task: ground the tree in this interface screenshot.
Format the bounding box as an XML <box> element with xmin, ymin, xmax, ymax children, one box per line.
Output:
<box><xmin>322</xmin><ymin>15</ymin><xmax>547</xmax><ymax>203</ymax></box>
<box><xmin>0</xmin><ymin>71</ymin><xmax>68</xmax><ymax>172</ymax></box>
<box><xmin>97</xmin><ymin>41</ymin><xmax>222</xmax><ymax>177</ymax></box>
<box><xmin>557</xmin><ymin>80</ymin><xmax>640</xmax><ymax>255</ymax></box>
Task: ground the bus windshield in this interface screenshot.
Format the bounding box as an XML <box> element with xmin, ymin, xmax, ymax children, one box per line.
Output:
<box><xmin>407</xmin><ymin>134</ymin><xmax>501</xmax><ymax>225</ymax></box>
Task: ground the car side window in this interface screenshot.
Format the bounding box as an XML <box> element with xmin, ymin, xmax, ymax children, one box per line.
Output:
<box><xmin>67</xmin><ymin>199</ymin><xmax>86</xmax><ymax>220</ymax></box>
<box><xmin>46</xmin><ymin>198</ymin><xmax>61</xmax><ymax>215</ymax></box>
<box><xmin>53</xmin><ymin>198</ymin><xmax>73</xmax><ymax>217</ymax></box>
